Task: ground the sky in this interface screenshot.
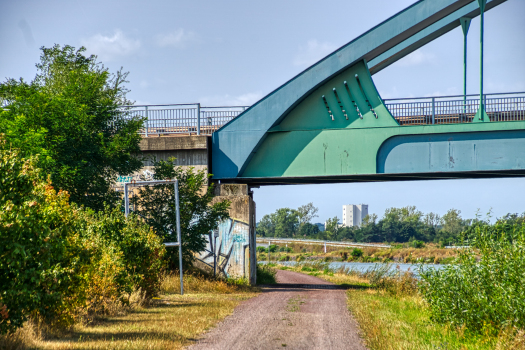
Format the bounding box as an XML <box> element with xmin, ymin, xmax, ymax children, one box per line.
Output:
<box><xmin>2</xmin><ymin>0</ymin><xmax>525</xmax><ymax>223</ymax></box>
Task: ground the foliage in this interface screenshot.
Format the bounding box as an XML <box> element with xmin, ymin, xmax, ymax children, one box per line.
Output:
<box><xmin>256</xmin><ymin>204</ymin><xmax>497</xmax><ymax>244</ymax></box>
<box><xmin>0</xmin><ymin>151</ymin><xmax>81</xmax><ymax>334</ymax></box>
<box><xmin>256</xmin><ymin>264</ymin><xmax>277</xmax><ymax>284</ymax></box>
<box><xmin>0</xmin><ymin>150</ymin><xmax>165</xmax><ymax>335</ymax></box>
<box><xmin>76</xmin><ymin>207</ymin><xmax>166</xmax><ymax>315</ymax></box>
<box><xmin>0</xmin><ymin>45</ymin><xmax>143</xmax><ymax>210</ymax></box>
<box><xmin>130</xmin><ymin>157</ymin><xmax>230</xmax><ymax>268</ymax></box>
<box><xmin>296</xmin><ymin>202</ymin><xmax>319</xmax><ymax>226</ymax></box>
<box><xmin>351</xmin><ymin>248</ymin><xmax>363</xmax><ymax>258</ymax></box>
<box><xmin>419</xmin><ymin>222</ymin><xmax>525</xmax><ymax>332</ymax></box>
<box><xmin>257</xmin><ymin>203</ymin><xmax>320</xmax><ymax>238</ymax></box>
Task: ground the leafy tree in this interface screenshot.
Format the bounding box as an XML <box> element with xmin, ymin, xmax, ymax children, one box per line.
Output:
<box><xmin>274</xmin><ymin>208</ymin><xmax>299</xmax><ymax>237</ymax></box>
<box><xmin>130</xmin><ymin>158</ymin><xmax>230</xmax><ymax>267</ymax></box>
<box><xmin>0</xmin><ymin>45</ymin><xmax>143</xmax><ymax>210</ymax></box>
<box><xmin>324</xmin><ymin>216</ymin><xmax>340</xmax><ymax>240</ymax></box>
<box><xmin>297</xmin><ymin>222</ymin><xmax>320</xmax><ymax>238</ymax></box>
<box><xmin>424</xmin><ymin>212</ymin><xmax>441</xmax><ymax>229</ymax></box>
<box><xmin>256</xmin><ymin>214</ymin><xmax>275</xmax><ymax>237</ymax></box>
<box><xmin>296</xmin><ymin>202</ymin><xmax>319</xmax><ymax>226</ymax></box>
<box><xmin>440</xmin><ymin>209</ymin><xmax>464</xmax><ymax>235</ymax></box>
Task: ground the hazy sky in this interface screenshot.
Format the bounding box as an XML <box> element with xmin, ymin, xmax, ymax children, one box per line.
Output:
<box><xmin>2</xmin><ymin>0</ymin><xmax>525</xmax><ymax>222</ymax></box>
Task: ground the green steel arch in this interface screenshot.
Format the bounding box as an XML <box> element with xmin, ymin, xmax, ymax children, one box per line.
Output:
<box><xmin>212</xmin><ymin>0</ymin><xmax>522</xmax><ymax>184</ymax></box>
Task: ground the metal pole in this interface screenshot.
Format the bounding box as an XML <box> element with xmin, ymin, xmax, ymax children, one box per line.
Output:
<box><xmin>460</xmin><ymin>17</ymin><xmax>471</xmax><ymax>120</ymax></box>
<box><xmin>196</xmin><ymin>103</ymin><xmax>201</xmax><ymax>135</ymax></box>
<box><xmin>478</xmin><ymin>0</ymin><xmax>486</xmax><ymax>120</ymax></box>
<box><xmin>124</xmin><ymin>183</ymin><xmax>129</xmax><ymax>217</ymax></box>
<box><xmin>431</xmin><ymin>97</ymin><xmax>435</xmax><ymax>124</ymax></box>
<box><xmin>174</xmin><ymin>181</ymin><xmax>184</xmax><ymax>295</ymax></box>
<box><xmin>145</xmin><ymin>106</ymin><xmax>149</xmax><ymax>137</ymax></box>
<box><xmin>214</xmin><ymin>234</ymin><xmax>217</xmax><ymax>277</ymax></box>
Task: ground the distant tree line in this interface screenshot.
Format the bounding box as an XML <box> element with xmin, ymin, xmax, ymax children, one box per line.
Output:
<box><xmin>256</xmin><ymin>204</ymin><xmax>521</xmax><ymax>245</ymax></box>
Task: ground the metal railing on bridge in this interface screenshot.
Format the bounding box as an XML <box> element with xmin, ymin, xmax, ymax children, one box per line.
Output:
<box><xmin>383</xmin><ymin>91</ymin><xmax>525</xmax><ymax>125</ymax></box>
<box><xmin>120</xmin><ymin>92</ymin><xmax>525</xmax><ymax>135</ymax></box>
<box><xmin>121</xmin><ymin>104</ymin><xmax>248</xmax><ymax>136</ymax></box>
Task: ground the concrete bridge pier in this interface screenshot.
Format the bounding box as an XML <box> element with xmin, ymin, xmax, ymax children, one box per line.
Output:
<box><xmin>133</xmin><ymin>135</ymin><xmax>257</xmax><ymax>284</ymax></box>
<box><xmin>209</xmin><ymin>184</ymin><xmax>257</xmax><ymax>285</ymax></box>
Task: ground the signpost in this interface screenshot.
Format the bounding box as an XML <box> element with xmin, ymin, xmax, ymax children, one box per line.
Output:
<box><xmin>124</xmin><ymin>179</ymin><xmax>184</xmax><ymax>295</ymax></box>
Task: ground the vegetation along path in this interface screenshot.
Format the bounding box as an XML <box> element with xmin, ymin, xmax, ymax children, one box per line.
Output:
<box><xmin>187</xmin><ymin>269</ymin><xmax>367</xmax><ymax>350</ymax></box>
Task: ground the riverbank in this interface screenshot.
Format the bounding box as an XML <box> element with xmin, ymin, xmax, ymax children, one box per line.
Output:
<box><xmin>273</xmin><ymin>262</ymin><xmax>525</xmax><ymax>349</ymax></box>
<box><xmin>258</xmin><ymin>242</ymin><xmax>459</xmax><ymax>264</ymax></box>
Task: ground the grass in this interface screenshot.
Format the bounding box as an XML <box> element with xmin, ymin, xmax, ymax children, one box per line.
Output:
<box><xmin>1</xmin><ymin>271</ymin><xmax>259</xmax><ymax>350</ymax></box>
<box><xmin>256</xmin><ymin>263</ymin><xmax>277</xmax><ymax>284</ymax></box>
<box><xmin>257</xmin><ymin>242</ymin><xmax>460</xmax><ymax>264</ymax></box>
<box><xmin>273</xmin><ymin>261</ymin><xmax>525</xmax><ymax>349</ymax></box>
<box><xmin>347</xmin><ymin>290</ymin><xmax>525</xmax><ymax>350</ymax></box>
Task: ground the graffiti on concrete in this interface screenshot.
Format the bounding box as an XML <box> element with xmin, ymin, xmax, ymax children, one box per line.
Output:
<box><xmin>196</xmin><ymin>218</ymin><xmax>250</xmax><ymax>279</ymax></box>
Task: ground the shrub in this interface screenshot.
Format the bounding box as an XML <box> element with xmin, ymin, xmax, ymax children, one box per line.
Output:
<box><xmin>410</xmin><ymin>240</ymin><xmax>425</xmax><ymax>248</ymax></box>
<box><xmin>0</xmin><ymin>152</ymin><xmax>81</xmax><ymax>334</ymax></box>
<box><xmin>0</xmin><ymin>150</ymin><xmax>166</xmax><ymax>334</ymax></box>
<box><xmin>76</xmin><ymin>207</ymin><xmax>166</xmax><ymax>316</ymax></box>
<box><xmin>419</xmin><ymin>223</ymin><xmax>525</xmax><ymax>332</ymax></box>
<box><xmin>268</xmin><ymin>244</ymin><xmax>278</xmax><ymax>253</ymax></box>
<box><xmin>256</xmin><ymin>264</ymin><xmax>277</xmax><ymax>284</ymax></box>
<box><xmin>256</xmin><ymin>246</ymin><xmax>268</xmax><ymax>253</ymax></box>
<box><xmin>351</xmin><ymin>248</ymin><xmax>364</xmax><ymax>258</ymax></box>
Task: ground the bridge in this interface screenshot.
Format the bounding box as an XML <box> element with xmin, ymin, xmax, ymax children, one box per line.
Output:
<box><xmin>129</xmin><ymin>0</ymin><xmax>524</xmax><ymax>185</ymax></box>
<box><xmin>125</xmin><ymin>0</ymin><xmax>523</xmax><ymax>283</ymax></box>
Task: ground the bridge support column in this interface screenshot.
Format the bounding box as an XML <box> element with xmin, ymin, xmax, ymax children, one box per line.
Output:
<box><xmin>208</xmin><ymin>184</ymin><xmax>257</xmax><ymax>285</ymax></box>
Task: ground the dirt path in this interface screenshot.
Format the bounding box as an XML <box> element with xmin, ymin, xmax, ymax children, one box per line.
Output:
<box><xmin>187</xmin><ymin>270</ymin><xmax>367</xmax><ymax>350</ymax></box>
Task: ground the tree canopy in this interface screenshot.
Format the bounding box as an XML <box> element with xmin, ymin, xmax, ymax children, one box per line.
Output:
<box><xmin>256</xmin><ymin>204</ymin><xmax>507</xmax><ymax>245</ymax></box>
<box><xmin>0</xmin><ymin>45</ymin><xmax>143</xmax><ymax>210</ymax></box>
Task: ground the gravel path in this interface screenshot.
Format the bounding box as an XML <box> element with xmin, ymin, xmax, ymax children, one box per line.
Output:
<box><xmin>187</xmin><ymin>269</ymin><xmax>367</xmax><ymax>350</ymax></box>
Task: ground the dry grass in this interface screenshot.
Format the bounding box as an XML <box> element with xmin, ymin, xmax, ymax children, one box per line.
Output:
<box><xmin>260</xmin><ymin>243</ymin><xmax>460</xmax><ymax>264</ymax></box>
<box><xmin>1</xmin><ymin>272</ymin><xmax>258</xmax><ymax>350</ymax></box>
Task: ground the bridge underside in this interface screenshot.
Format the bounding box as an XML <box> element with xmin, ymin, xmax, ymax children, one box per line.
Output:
<box><xmin>222</xmin><ymin>169</ymin><xmax>525</xmax><ymax>186</ymax></box>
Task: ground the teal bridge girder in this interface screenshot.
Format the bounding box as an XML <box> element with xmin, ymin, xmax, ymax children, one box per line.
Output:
<box><xmin>211</xmin><ymin>0</ymin><xmax>525</xmax><ymax>185</ymax></box>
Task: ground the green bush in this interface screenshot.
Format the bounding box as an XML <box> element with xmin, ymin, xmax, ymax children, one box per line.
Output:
<box><xmin>351</xmin><ymin>248</ymin><xmax>364</xmax><ymax>258</ymax></box>
<box><xmin>256</xmin><ymin>246</ymin><xmax>268</xmax><ymax>253</ymax></box>
<box><xmin>76</xmin><ymin>207</ymin><xmax>166</xmax><ymax>315</ymax></box>
<box><xmin>419</xmin><ymin>223</ymin><xmax>525</xmax><ymax>332</ymax></box>
<box><xmin>410</xmin><ymin>239</ymin><xmax>425</xmax><ymax>248</ymax></box>
<box><xmin>268</xmin><ymin>244</ymin><xmax>278</xmax><ymax>253</ymax></box>
<box><xmin>0</xmin><ymin>150</ymin><xmax>166</xmax><ymax>334</ymax></box>
<box><xmin>256</xmin><ymin>264</ymin><xmax>277</xmax><ymax>284</ymax></box>
<box><xmin>0</xmin><ymin>152</ymin><xmax>82</xmax><ymax>333</ymax></box>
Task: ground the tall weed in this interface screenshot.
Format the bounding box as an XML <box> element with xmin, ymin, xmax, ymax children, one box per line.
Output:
<box><xmin>419</xmin><ymin>223</ymin><xmax>525</xmax><ymax>332</ymax></box>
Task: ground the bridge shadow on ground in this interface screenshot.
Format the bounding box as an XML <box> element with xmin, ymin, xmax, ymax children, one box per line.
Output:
<box><xmin>258</xmin><ymin>283</ymin><xmax>368</xmax><ymax>291</ymax></box>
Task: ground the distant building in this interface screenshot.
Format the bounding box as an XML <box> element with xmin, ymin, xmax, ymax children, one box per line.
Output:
<box><xmin>342</xmin><ymin>204</ymin><xmax>368</xmax><ymax>227</ymax></box>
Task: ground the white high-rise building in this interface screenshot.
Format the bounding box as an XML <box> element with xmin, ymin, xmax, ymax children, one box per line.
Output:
<box><xmin>342</xmin><ymin>204</ymin><xmax>369</xmax><ymax>227</ymax></box>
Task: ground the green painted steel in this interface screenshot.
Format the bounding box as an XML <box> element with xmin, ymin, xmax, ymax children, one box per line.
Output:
<box><xmin>460</xmin><ymin>17</ymin><xmax>471</xmax><ymax>114</ymax></box>
<box><xmin>378</xmin><ymin>130</ymin><xmax>525</xmax><ymax>173</ymax></box>
<box><xmin>212</xmin><ymin>0</ymin><xmax>517</xmax><ymax>184</ymax></box>
<box><xmin>242</xmin><ymin>120</ymin><xmax>525</xmax><ymax>179</ymax></box>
